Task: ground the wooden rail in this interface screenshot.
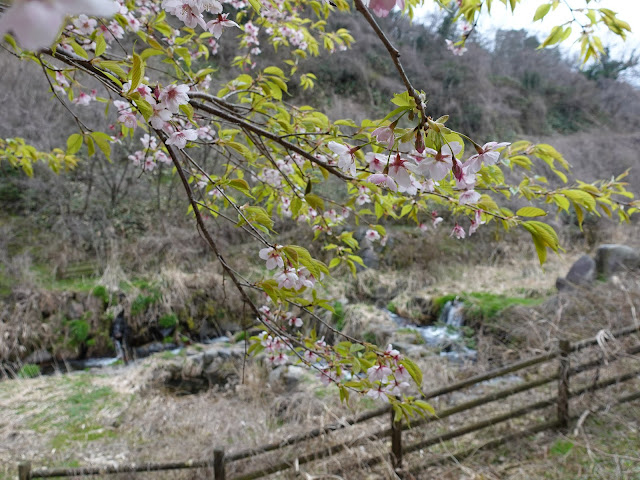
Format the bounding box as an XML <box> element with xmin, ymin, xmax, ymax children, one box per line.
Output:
<box><xmin>18</xmin><ymin>323</ymin><xmax>640</xmax><ymax>480</ymax></box>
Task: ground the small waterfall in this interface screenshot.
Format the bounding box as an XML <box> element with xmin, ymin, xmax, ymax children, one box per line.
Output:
<box><xmin>439</xmin><ymin>299</ymin><xmax>465</xmax><ymax>328</ymax></box>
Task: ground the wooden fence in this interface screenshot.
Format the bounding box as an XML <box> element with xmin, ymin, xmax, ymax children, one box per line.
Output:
<box><xmin>18</xmin><ymin>323</ymin><xmax>640</xmax><ymax>480</ymax></box>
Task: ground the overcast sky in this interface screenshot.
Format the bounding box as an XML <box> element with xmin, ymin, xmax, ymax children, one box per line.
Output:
<box><xmin>417</xmin><ymin>0</ymin><xmax>639</xmax><ymax>82</ymax></box>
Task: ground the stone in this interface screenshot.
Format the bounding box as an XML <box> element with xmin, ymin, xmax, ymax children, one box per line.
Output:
<box><xmin>595</xmin><ymin>244</ymin><xmax>640</xmax><ymax>278</ymax></box>
<box><xmin>557</xmin><ymin>254</ymin><xmax>597</xmax><ymax>290</ymax></box>
<box><xmin>24</xmin><ymin>349</ymin><xmax>52</xmax><ymax>364</ymax></box>
<box><xmin>268</xmin><ymin>365</ymin><xmax>306</xmax><ymax>390</ymax></box>
<box><xmin>566</xmin><ymin>254</ymin><xmax>597</xmax><ymax>284</ymax></box>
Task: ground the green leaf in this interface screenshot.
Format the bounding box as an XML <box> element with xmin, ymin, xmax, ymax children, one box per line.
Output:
<box><xmin>247</xmin><ymin>0</ymin><xmax>261</xmax><ymax>13</ymax></box>
<box><xmin>66</xmin><ymin>134</ymin><xmax>83</xmax><ymax>155</ymax></box>
<box><xmin>94</xmin><ymin>35</ymin><xmax>107</xmax><ymax>57</ymax></box>
<box><xmin>533</xmin><ymin>3</ymin><xmax>551</xmax><ymax>21</ymax></box>
<box><xmin>414</xmin><ymin>400</ymin><xmax>436</xmax><ymax>416</ymax></box>
<box><xmin>400</xmin><ymin>358</ymin><xmax>422</xmax><ymax>387</ymax></box>
<box><xmin>305</xmin><ymin>193</ymin><xmax>325</xmax><ymax>211</ymax></box>
<box><xmin>128</xmin><ymin>53</ymin><xmax>144</xmax><ymax>93</ymax></box>
<box><xmin>90</xmin><ymin>132</ymin><xmax>112</xmax><ymax>159</ymax></box>
<box><xmin>228</xmin><ymin>178</ymin><xmax>253</xmax><ymax>197</ymax></box>
<box><xmin>516</xmin><ymin>207</ymin><xmax>547</xmax><ymax>217</ymax></box>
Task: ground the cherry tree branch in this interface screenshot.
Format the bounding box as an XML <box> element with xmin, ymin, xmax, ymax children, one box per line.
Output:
<box><xmin>353</xmin><ymin>0</ymin><xmax>428</xmax><ymax>128</ymax></box>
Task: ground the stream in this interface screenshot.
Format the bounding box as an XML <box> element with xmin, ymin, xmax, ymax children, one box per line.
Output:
<box><xmin>386</xmin><ymin>299</ymin><xmax>477</xmax><ymax>361</ymax></box>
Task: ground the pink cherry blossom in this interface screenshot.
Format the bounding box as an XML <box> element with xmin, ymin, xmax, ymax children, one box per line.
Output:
<box><xmin>150</xmin><ymin>104</ymin><xmax>172</xmax><ymax>129</ymax></box>
<box><xmin>365</xmin><ymin>152</ymin><xmax>386</xmax><ymax>172</ymax></box>
<box><xmin>366</xmin><ymin>385</ymin><xmax>389</xmax><ymax>402</ymax></box>
<box><xmin>367</xmin><ymin>364</ymin><xmax>392</xmax><ymax>383</ymax></box>
<box><xmin>328</xmin><ymin>141</ymin><xmax>357</xmax><ymax>176</ymax></box>
<box><xmin>409</xmin><ymin>142</ymin><xmax>461</xmax><ymax>181</ymax></box>
<box><xmin>165</xmin><ymin>128</ymin><xmax>198</xmax><ymax>149</ymax></box>
<box><xmin>366</xmin><ymin>173</ymin><xmax>397</xmax><ymax>191</ymax></box>
<box><xmin>469</xmin><ymin>210</ymin><xmax>484</xmax><ymax>236</ymax></box>
<box><xmin>371</xmin><ymin>125</ymin><xmax>394</xmax><ymax>149</ymax></box>
<box><xmin>72</xmin><ymin>91</ymin><xmax>93</xmax><ymax>106</ymax></box>
<box><xmin>365</xmin><ymin>229</ymin><xmax>380</xmax><ymax>242</ymax></box>
<box><xmin>288</xmin><ymin>316</ymin><xmax>303</xmax><ymax>328</ymax></box>
<box><xmin>446</xmin><ymin>39</ymin><xmax>467</xmax><ymax>56</ymax></box>
<box><xmin>388</xmin><ymin>153</ymin><xmax>413</xmax><ymax>189</ymax></box>
<box><xmin>465</xmin><ymin>141</ymin><xmax>511</xmax><ymax>173</ymax></box>
<box><xmin>118</xmin><ymin>111</ymin><xmax>137</xmax><ymax>129</ymax></box>
<box><xmin>0</xmin><ymin>0</ymin><xmax>118</xmax><ymax>50</ymax></box>
<box><xmin>459</xmin><ymin>189</ymin><xmax>481</xmax><ymax>205</ymax></box>
<box><xmin>159</xmin><ymin>84</ymin><xmax>190</xmax><ymax>113</ymax></box>
<box><xmin>206</xmin><ymin>13</ymin><xmax>239</xmax><ymax>39</ymax></box>
<box><xmin>275</xmin><ymin>266</ymin><xmax>299</xmax><ymax>289</ymax></box>
<box><xmin>73</xmin><ymin>14</ymin><xmax>97</xmax><ymax>34</ymax></box>
<box><xmin>259</xmin><ymin>245</ymin><xmax>284</xmax><ymax>270</ymax></box>
<box><xmin>451</xmin><ymin>223</ymin><xmax>465</xmax><ymax>239</ymax></box>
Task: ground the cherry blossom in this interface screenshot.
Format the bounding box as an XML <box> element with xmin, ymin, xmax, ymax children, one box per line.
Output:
<box><xmin>432</xmin><ymin>211</ymin><xmax>443</xmax><ymax>228</ymax></box>
<box><xmin>0</xmin><ymin>0</ymin><xmax>118</xmax><ymax>50</ymax></box>
<box><xmin>366</xmin><ymin>384</ymin><xmax>389</xmax><ymax>402</ymax></box>
<box><xmin>465</xmin><ymin>141</ymin><xmax>511</xmax><ymax>174</ymax></box>
<box><xmin>446</xmin><ymin>39</ymin><xmax>467</xmax><ymax>56</ymax></box>
<box><xmin>206</xmin><ymin>13</ymin><xmax>240</xmax><ymax>39</ymax></box>
<box><xmin>371</xmin><ymin>125</ymin><xmax>394</xmax><ymax>149</ymax></box>
<box><xmin>451</xmin><ymin>223</ymin><xmax>466</xmax><ymax>239</ymax></box>
<box><xmin>458</xmin><ymin>189</ymin><xmax>481</xmax><ymax>205</ymax></box>
<box><xmin>367</xmin><ymin>0</ymin><xmax>404</xmax><ymax>18</ymax></box>
<box><xmin>328</xmin><ymin>141</ymin><xmax>358</xmax><ymax>176</ymax></box>
<box><xmin>259</xmin><ymin>245</ymin><xmax>284</xmax><ymax>270</ymax></box>
<box><xmin>288</xmin><ymin>316</ymin><xmax>303</xmax><ymax>328</ymax></box>
<box><xmin>367</xmin><ymin>364</ymin><xmax>392</xmax><ymax>383</ymax></box>
<box><xmin>388</xmin><ymin>153</ymin><xmax>412</xmax><ymax>189</ymax></box>
<box><xmin>366</xmin><ymin>173</ymin><xmax>397</xmax><ymax>191</ymax></box>
<box><xmin>159</xmin><ymin>84</ymin><xmax>190</xmax><ymax>113</ymax></box>
<box><xmin>72</xmin><ymin>14</ymin><xmax>97</xmax><ymax>34</ymax></box>
<box><xmin>150</xmin><ymin>104</ymin><xmax>172</xmax><ymax>129</ymax></box>
<box><xmin>365</xmin><ymin>152</ymin><xmax>386</xmax><ymax>172</ymax></box>
<box><xmin>469</xmin><ymin>210</ymin><xmax>484</xmax><ymax>236</ymax></box>
<box><xmin>165</xmin><ymin>129</ymin><xmax>198</xmax><ymax>149</ymax></box>
<box><xmin>365</xmin><ymin>229</ymin><xmax>380</xmax><ymax>242</ymax></box>
<box><xmin>275</xmin><ymin>266</ymin><xmax>299</xmax><ymax>289</ymax></box>
<box><xmin>118</xmin><ymin>111</ymin><xmax>137</xmax><ymax>129</ymax></box>
<box><xmin>409</xmin><ymin>142</ymin><xmax>462</xmax><ymax>181</ymax></box>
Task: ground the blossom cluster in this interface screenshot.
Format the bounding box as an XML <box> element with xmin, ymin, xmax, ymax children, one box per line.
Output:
<box><xmin>365</xmin><ymin>344</ymin><xmax>411</xmax><ymax>401</ymax></box>
<box><xmin>328</xmin><ymin>134</ymin><xmax>508</xmax><ymax>238</ymax></box>
<box><xmin>259</xmin><ymin>245</ymin><xmax>322</xmax><ymax>290</ymax></box>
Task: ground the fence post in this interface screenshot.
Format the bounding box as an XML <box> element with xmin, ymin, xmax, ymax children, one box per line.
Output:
<box><xmin>18</xmin><ymin>462</ymin><xmax>31</xmax><ymax>480</ymax></box>
<box><xmin>390</xmin><ymin>407</ymin><xmax>402</xmax><ymax>469</ymax></box>
<box><xmin>557</xmin><ymin>339</ymin><xmax>571</xmax><ymax>432</ymax></box>
<box><xmin>214</xmin><ymin>448</ymin><xmax>225</xmax><ymax>480</ymax></box>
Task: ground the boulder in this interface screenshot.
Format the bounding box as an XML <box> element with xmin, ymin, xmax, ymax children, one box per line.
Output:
<box><xmin>556</xmin><ymin>254</ymin><xmax>596</xmax><ymax>290</ymax></box>
<box><xmin>595</xmin><ymin>244</ymin><xmax>640</xmax><ymax>277</ymax></box>
<box><xmin>566</xmin><ymin>255</ymin><xmax>596</xmax><ymax>285</ymax></box>
<box><xmin>268</xmin><ymin>365</ymin><xmax>306</xmax><ymax>390</ymax></box>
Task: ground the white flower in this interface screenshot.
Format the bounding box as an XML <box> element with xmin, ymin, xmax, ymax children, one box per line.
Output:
<box><xmin>0</xmin><ymin>0</ymin><xmax>118</xmax><ymax>50</ymax></box>
<box><xmin>365</xmin><ymin>229</ymin><xmax>380</xmax><ymax>242</ymax></box>
<box><xmin>158</xmin><ymin>84</ymin><xmax>190</xmax><ymax>113</ymax></box>
<box><xmin>166</xmin><ymin>128</ymin><xmax>198</xmax><ymax>149</ymax></box>
<box><xmin>328</xmin><ymin>141</ymin><xmax>357</xmax><ymax>176</ymax></box>
<box><xmin>367</xmin><ymin>364</ymin><xmax>392</xmax><ymax>383</ymax></box>
<box><xmin>206</xmin><ymin>13</ymin><xmax>239</xmax><ymax>39</ymax></box>
<box><xmin>258</xmin><ymin>246</ymin><xmax>283</xmax><ymax>270</ymax></box>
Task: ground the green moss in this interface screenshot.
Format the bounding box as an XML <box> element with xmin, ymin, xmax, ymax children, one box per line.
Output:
<box><xmin>91</xmin><ymin>285</ymin><xmax>109</xmax><ymax>304</ymax></box>
<box><xmin>159</xmin><ymin>313</ymin><xmax>177</xmax><ymax>329</ymax></box>
<box><xmin>386</xmin><ymin>302</ymin><xmax>397</xmax><ymax>314</ymax></box>
<box><xmin>130</xmin><ymin>285</ymin><xmax>161</xmax><ymax>316</ymax></box>
<box><xmin>465</xmin><ymin>292</ymin><xmax>545</xmax><ymax>320</ymax></box>
<box><xmin>17</xmin><ymin>364</ymin><xmax>40</xmax><ymax>378</ymax></box>
<box><xmin>432</xmin><ymin>292</ymin><xmax>546</xmax><ymax>321</ymax></box>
